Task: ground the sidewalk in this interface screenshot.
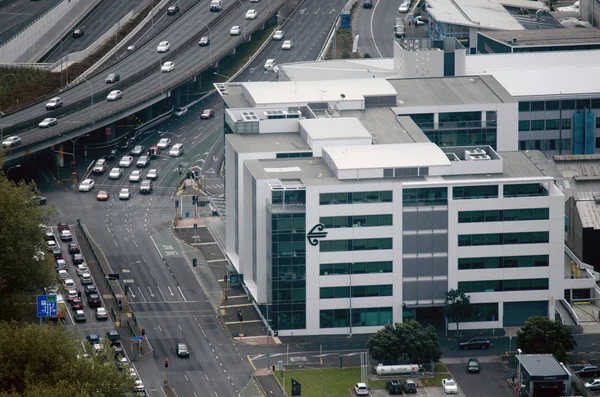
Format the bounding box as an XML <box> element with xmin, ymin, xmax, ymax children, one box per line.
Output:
<box><xmin>254</xmin><ymin>369</ymin><xmax>286</xmax><ymax>397</ymax></box>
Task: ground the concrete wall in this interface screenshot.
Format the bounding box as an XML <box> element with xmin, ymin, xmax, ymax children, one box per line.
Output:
<box><xmin>0</xmin><ymin>0</ymin><xmax>103</xmax><ymax>63</ymax></box>
<box><xmin>581</xmin><ymin>0</ymin><xmax>600</xmax><ymax>28</ymax></box>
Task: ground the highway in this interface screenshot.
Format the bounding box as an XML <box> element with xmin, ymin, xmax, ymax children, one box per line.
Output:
<box><xmin>356</xmin><ymin>0</ymin><xmax>401</xmax><ymax>57</ymax></box>
<box><xmin>0</xmin><ymin>0</ymin><xmax>62</xmax><ymax>45</ymax></box>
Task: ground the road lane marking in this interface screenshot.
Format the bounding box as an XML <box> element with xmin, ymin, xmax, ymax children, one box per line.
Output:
<box><xmin>167</xmin><ymin>286</ymin><xmax>175</xmax><ymax>296</ymax></box>
<box><xmin>157</xmin><ymin>286</ymin><xmax>167</xmax><ymax>301</ymax></box>
<box><xmin>147</xmin><ymin>286</ymin><xmax>155</xmax><ymax>298</ymax></box>
<box><xmin>370</xmin><ymin>0</ymin><xmax>383</xmax><ymax>57</ymax></box>
<box><xmin>194</xmin><ymin>317</ymin><xmax>208</xmax><ymax>338</ymax></box>
<box><xmin>178</xmin><ymin>286</ymin><xmax>187</xmax><ymax>302</ymax></box>
<box><xmin>149</xmin><ymin>235</ymin><xmax>164</xmax><ymax>259</ymax></box>
<box><xmin>178</xmin><ymin>324</ymin><xmax>182</xmax><ymax>331</ymax></box>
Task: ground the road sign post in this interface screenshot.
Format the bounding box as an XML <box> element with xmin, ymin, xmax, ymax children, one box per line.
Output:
<box><xmin>291</xmin><ymin>378</ymin><xmax>301</xmax><ymax>396</ymax></box>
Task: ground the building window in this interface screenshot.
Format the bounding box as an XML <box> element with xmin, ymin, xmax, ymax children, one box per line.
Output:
<box><xmin>453</xmin><ymin>185</ymin><xmax>498</xmax><ymax>200</ymax></box>
<box><xmin>458</xmin><ymin>255</ymin><xmax>549</xmax><ymax>270</ymax></box>
<box><xmin>458</xmin><ymin>208</ymin><xmax>549</xmax><ymax>223</ymax></box>
<box><xmin>546</xmin><ymin>119</ymin><xmax>560</xmax><ymax>130</ymax></box>
<box><xmin>320</xmin><ymin>238</ymin><xmax>393</xmax><ymax>252</ymax></box>
<box><xmin>320</xmin><ymin>261</ymin><xmax>393</xmax><ymax>275</ymax></box>
<box><xmin>530</xmin><ymin>101</ymin><xmax>545</xmax><ymax>111</ymax></box>
<box><xmin>561</xmin><ymin>100</ymin><xmax>576</xmax><ymax>110</ymax></box>
<box><xmin>530</xmin><ymin>120</ymin><xmax>545</xmax><ymax>131</ymax></box>
<box><xmin>518</xmin><ymin>102</ymin><xmax>530</xmax><ymax>112</ymax></box>
<box><xmin>458</xmin><ymin>232</ymin><xmax>549</xmax><ymax>247</ymax></box>
<box><xmin>320</xmin><ymin>307</ymin><xmax>393</xmax><ymax>328</ymax></box>
<box><xmin>408</xmin><ymin>113</ymin><xmax>434</xmax><ymax>129</ymax></box>
<box><xmin>562</xmin><ymin>138</ymin><xmax>571</xmax><ymax>150</ymax></box>
<box><xmin>577</xmin><ymin>99</ymin><xmax>591</xmax><ymax>109</ymax></box>
<box><xmin>562</xmin><ymin>118</ymin><xmax>572</xmax><ymax>129</ymax></box>
<box><xmin>504</xmin><ymin>183</ymin><xmax>548</xmax><ymax>198</ymax></box>
<box><xmin>276</xmin><ymin>152</ymin><xmax>313</xmax><ymax>158</ymax></box>
<box><xmin>546</xmin><ymin>101</ymin><xmax>560</xmax><ymax>111</ymax></box>
<box><xmin>319</xmin><ymin>285</ymin><xmax>393</xmax><ymax>299</ymax></box>
<box><xmin>596</xmin><ymin>117</ymin><xmax>600</xmax><ymax>129</ymax></box>
<box><xmin>320</xmin><ymin>286</ymin><xmax>350</xmax><ymax>299</ymax></box>
<box><xmin>319</xmin><ymin>191</ymin><xmax>392</xmax><ymax>205</ymax></box>
<box><xmin>462</xmin><ymin>303</ymin><xmax>498</xmax><ymax>322</ymax></box>
<box><xmin>458</xmin><ymin>278</ymin><xmax>548</xmax><ymax>293</ymax></box>
<box><xmin>518</xmin><ymin>121</ymin><xmax>530</xmax><ymax>132</ymax></box>
<box><xmin>403</xmin><ymin>187</ymin><xmax>448</xmax><ymax>206</ymax></box>
<box><xmin>320</xmin><ymin>214</ymin><xmax>393</xmax><ymax>229</ymax></box>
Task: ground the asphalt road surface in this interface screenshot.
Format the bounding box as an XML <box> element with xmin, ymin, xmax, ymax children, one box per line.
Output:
<box><xmin>0</xmin><ymin>0</ymin><xmax>61</xmax><ymax>45</ymax></box>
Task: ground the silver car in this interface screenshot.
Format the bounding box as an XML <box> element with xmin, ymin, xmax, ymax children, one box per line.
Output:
<box><xmin>38</xmin><ymin>117</ymin><xmax>58</xmax><ymax>128</ymax></box>
<box><xmin>107</xmin><ymin>90</ymin><xmax>122</xmax><ymax>101</ymax></box>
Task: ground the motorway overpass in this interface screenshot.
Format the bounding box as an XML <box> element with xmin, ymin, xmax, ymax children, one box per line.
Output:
<box><xmin>2</xmin><ymin>0</ymin><xmax>287</xmax><ymax>162</ymax></box>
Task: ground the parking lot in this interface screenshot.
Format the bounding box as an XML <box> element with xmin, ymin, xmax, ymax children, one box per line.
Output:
<box><xmin>446</xmin><ymin>360</ymin><xmax>514</xmax><ymax>397</ymax></box>
<box><xmin>368</xmin><ymin>385</ymin><xmax>465</xmax><ymax>397</ymax></box>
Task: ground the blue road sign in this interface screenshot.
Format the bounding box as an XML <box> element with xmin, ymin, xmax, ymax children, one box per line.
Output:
<box><xmin>130</xmin><ymin>336</ymin><xmax>144</xmax><ymax>341</ymax></box>
<box><xmin>37</xmin><ymin>295</ymin><xmax>57</xmax><ymax>318</ymax></box>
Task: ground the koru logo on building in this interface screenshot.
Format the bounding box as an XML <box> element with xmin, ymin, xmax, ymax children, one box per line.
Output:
<box><xmin>306</xmin><ymin>224</ymin><xmax>327</xmax><ymax>246</ymax></box>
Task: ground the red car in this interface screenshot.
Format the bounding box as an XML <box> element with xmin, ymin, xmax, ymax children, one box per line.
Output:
<box><xmin>200</xmin><ymin>109</ymin><xmax>215</xmax><ymax>119</ymax></box>
<box><xmin>71</xmin><ymin>298</ymin><xmax>83</xmax><ymax>311</ymax></box>
<box><xmin>57</xmin><ymin>222</ymin><xmax>69</xmax><ymax>232</ymax></box>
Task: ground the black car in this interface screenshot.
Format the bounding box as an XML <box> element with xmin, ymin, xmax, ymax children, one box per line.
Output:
<box><xmin>386</xmin><ymin>380</ymin><xmax>402</xmax><ymax>394</ymax></box>
<box><xmin>88</xmin><ymin>294</ymin><xmax>101</xmax><ymax>308</ymax></box>
<box><xmin>106</xmin><ymin>72</ymin><xmax>120</xmax><ymax>83</ymax></box>
<box><xmin>467</xmin><ymin>358</ymin><xmax>480</xmax><ymax>373</ymax></box>
<box><xmin>86</xmin><ymin>333</ymin><xmax>100</xmax><ymax>345</ymax></box>
<box><xmin>52</xmin><ymin>247</ymin><xmax>64</xmax><ymax>260</ymax></box>
<box><xmin>72</xmin><ymin>28</ymin><xmax>84</xmax><ymax>38</ymax></box>
<box><xmin>72</xmin><ymin>253</ymin><xmax>84</xmax><ymax>265</ymax></box>
<box><xmin>402</xmin><ymin>379</ymin><xmax>417</xmax><ymax>393</ymax></box>
<box><xmin>84</xmin><ymin>284</ymin><xmax>98</xmax><ymax>296</ymax></box>
<box><xmin>107</xmin><ymin>148</ymin><xmax>119</xmax><ymax>160</ymax></box>
<box><xmin>363</xmin><ymin>0</ymin><xmax>373</xmax><ymax>8</ymax></box>
<box><xmin>459</xmin><ymin>337</ymin><xmax>491</xmax><ymax>350</ymax></box>
<box><xmin>68</xmin><ymin>243</ymin><xmax>80</xmax><ymax>254</ymax></box>
<box><xmin>120</xmin><ymin>138</ymin><xmax>135</xmax><ymax>151</ymax></box>
<box><xmin>113</xmin><ymin>344</ymin><xmax>124</xmax><ymax>356</ymax></box>
<box><xmin>106</xmin><ymin>330</ymin><xmax>121</xmax><ymax>345</ymax></box>
<box><xmin>167</xmin><ymin>5</ymin><xmax>180</xmax><ymax>15</ymax></box>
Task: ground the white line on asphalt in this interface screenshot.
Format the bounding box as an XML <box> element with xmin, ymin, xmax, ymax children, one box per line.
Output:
<box><xmin>184</xmin><ymin>374</ymin><xmax>188</xmax><ymax>381</ymax></box>
<box><xmin>178</xmin><ymin>286</ymin><xmax>187</xmax><ymax>301</ymax></box>
<box><xmin>370</xmin><ymin>0</ymin><xmax>384</xmax><ymax>57</ymax></box>
<box><xmin>194</xmin><ymin>317</ymin><xmax>208</xmax><ymax>338</ymax></box>
<box><xmin>147</xmin><ymin>286</ymin><xmax>155</xmax><ymax>298</ymax></box>
<box><xmin>137</xmin><ymin>287</ymin><xmax>147</xmax><ymax>302</ymax></box>
<box><xmin>178</xmin><ymin>324</ymin><xmax>182</xmax><ymax>331</ymax></box>
<box><xmin>205</xmin><ymin>374</ymin><xmax>209</xmax><ymax>381</ymax></box>
<box><xmin>158</xmin><ymin>324</ymin><xmax>162</xmax><ymax>332</ymax></box>
<box><xmin>167</xmin><ymin>286</ymin><xmax>174</xmax><ymax>296</ymax></box>
<box><xmin>157</xmin><ymin>286</ymin><xmax>167</xmax><ymax>301</ymax></box>
<box><xmin>133</xmin><ymin>240</ymin><xmax>138</xmax><ymax>247</ymax></box>
<box><xmin>149</xmin><ymin>235</ymin><xmax>163</xmax><ymax>259</ymax></box>
<box><xmin>114</xmin><ymin>239</ymin><xmax>119</xmax><ymax>247</ymax></box>
<box><xmin>194</xmin><ymin>393</ymin><xmax>198</xmax><ymax>397</ymax></box>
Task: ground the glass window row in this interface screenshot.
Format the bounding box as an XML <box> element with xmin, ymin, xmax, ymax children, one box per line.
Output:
<box><xmin>504</xmin><ymin>183</ymin><xmax>548</xmax><ymax>198</ymax></box>
<box><xmin>453</xmin><ymin>185</ymin><xmax>498</xmax><ymax>200</ymax></box>
<box><xmin>458</xmin><ymin>255</ymin><xmax>549</xmax><ymax>270</ymax></box>
<box><xmin>320</xmin><ymin>284</ymin><xmax>393</xmax><ymax>299</ymax></box>
<box><xmin>518</xmin><ymin>119</ymin><xmax>572</xmax><ymax>132</ymax></box>
<box><xmin>320</xmin><ymin>214</ymin><xmax>393</xmax><ymax>229</ymax></box>
<box><xmin>424</xmin><ymin>129</ymin><xmax>497</xmax><ymax>150</ymax></box>
<box><xmin>458</xmin><ymin>208</ymin><xmax>549</xmax><ymax>223</ymax></box>
<box><xmin>458</xmin><ymin>231</ymin><xmax>549</xmax><ymax>246</ymax></box>
<box><xmin>272</xmin><ymin>213</ymin><xmax>306</xmax><ymax>232</ymax></box>
<box><xmin>403</xmin><ymin>187</ymin><xmax>448</xmax><ymax>206</ymax></box>
<box><xmin>519</xmin><ymin>139</ymin><xmax>571</xmax><ymax>151</ymax></box>
<box><xmin>276</xmin><ymin>152</ymin><xmax>313</xmax><ymax>158</ymax></box>
<box><xmin>461</xmin><ymin>303</ymin><xmax>498</xmax><ymax>322</ymax></box>
<box><xmin>519</xmin><ymin>99</ymin><xmax>600</xmax><ymax>112</ymax></box>
<box><xmin>320</xmin><ymin>191</ymin><xmax>393</xmax><ymax>205</ymax></box>
<box><xmin>320</xmin><ymin>261</ymin><xmax>393</xmax><ymax>275</ymax></box>
<box><xmin>320</xmin><ymin>238</ymin><xmax>393</xmax><ymax>252</ymax></box>
<box><xmin>271</xmin><ymin>190</ymin><xmax>306</xmax><ymax>206</ymax></box>
<box><xmin>458</xmin><ymin>278</ymin><xmax>549</xmax><ymax>293</ymax></box>
<box><xmin>320</xmin><ymin>307</ymin><xmax>392</xmax><ymax>328</ymax></box>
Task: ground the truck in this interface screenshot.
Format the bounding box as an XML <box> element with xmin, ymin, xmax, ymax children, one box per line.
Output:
<box><xmin>376</xmin><ymin>364</ymin><xmax>421</xmax><ymax>376</ymax></box>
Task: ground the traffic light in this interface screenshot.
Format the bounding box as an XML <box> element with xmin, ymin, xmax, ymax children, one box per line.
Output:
<box><xmin>149</xmin><ymin>148</ymin><xmax>155</xmax><ymax>156</ymax></box>
<box><xmin>192</xmin><ymin>195</ymin><xmax>197</xmax><ymax>205</ymax></box>
<box><xmin>71</xmin><ymin>161</ymin><xmax>75</xmax><ymax>170</ymax></box>
<box><xmin>51</xmin><ymin>146</ymin><xmax>55</xmax><ymax>154</ymax></box>
<box><xmin>141</xmin><ymin>328</ymin><xmax>145</xmax><ymax>336</ymax></box>
<box><xmin>192</xmin><ymin>258</ymin><xmax>197</xmax><ymax>267</ymax></box>
<box><xmin>118</xmin><ymin>300</ymin><xmax>122</xmax><ymax>310</ymax></box>
<box><xmin>165</xmin><ymin>358</ymin><xmax>169</xmax><ymax>368</ymax></box>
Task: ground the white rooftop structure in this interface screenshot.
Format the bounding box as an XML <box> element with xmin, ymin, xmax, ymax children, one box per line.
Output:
<box><xmin>298</xmin><ymin>118</ymin><xmax>372</xmax><ymax>141</ymax></box>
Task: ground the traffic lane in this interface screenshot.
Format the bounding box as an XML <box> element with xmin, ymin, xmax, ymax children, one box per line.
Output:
<box><xmin>361</xmin><ymin>0</ymin><xmax>399</xmax><ymax>58</ymax></box>
<box><xmin>446</xmin><ymin>362</ymin><xmax>514</xmax><ymax>397</ymax></box>
<box><xmin>0</xmin><ymin>0</ymin><xmax>61</xmax><ymax>43</ymax></box>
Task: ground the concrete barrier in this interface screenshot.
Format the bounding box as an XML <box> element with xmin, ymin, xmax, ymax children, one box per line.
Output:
<box><xmin>0</xmin><ymin>0</ymin><xmax>103</xmax><ymax>63</ymax></box>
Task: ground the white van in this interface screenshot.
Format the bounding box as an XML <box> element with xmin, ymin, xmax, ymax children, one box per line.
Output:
<box><xmin>210</xmin><ymin>0</ymin><xmax>222</xmax><ymax>11</ymax></box>
<box><xmin>169</xmin><ymin>143</ymin><xmax>184</xmax><ymax>157</ymax></box>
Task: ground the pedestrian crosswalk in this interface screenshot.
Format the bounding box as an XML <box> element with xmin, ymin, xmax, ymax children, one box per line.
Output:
<box><xmin>210</xmin><ymin>195</ymin><xmax>226</xmax><ymax>218</ymax></box>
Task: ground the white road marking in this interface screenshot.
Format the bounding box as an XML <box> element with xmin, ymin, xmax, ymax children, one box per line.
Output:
<box><xmin>194</xmin><ymin>317</ymin><xmax>208</xmax><ymax>338</ymax></box>
<box><xmin>147</xmin><ymin>286</ymin><xmax>155</xmax><ymax>298</ymax></box>
<box><xmin>370</xmin><ymin>0</ymin><xmax>383</xmax><ymax>57</ymax></box>
<box><xmin>178</xmin><ymin>324</ymin><xmax>182</xmax><ymax>331</ymax></box>
<box><xmin>178</xmin><ymin>286</ymin><xmax>187</xmax><ymax>302</ymax></box>
<box><xmin>168</xmin><ymin>286</ymin><xmax>175</xmax><ymax>296</ymax></box>
<box><xmin>157</xmin><ymin>286</ymin><xmax>167</xmax><ymax>301</ymax></box>
<box><xmin>137</xmin><ymin>287</ymin><xmax>147</xmax><ymax>302</ymax></box>
<box><xmin>149</xmin><ymin>235</ymin><xmax>163</xmax><ymax>259</ymax></box>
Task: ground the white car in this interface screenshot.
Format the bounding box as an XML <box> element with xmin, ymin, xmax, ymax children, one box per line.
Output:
<box><xmin>281</xmin><ymin>40</ymin><xmax>293</xmax><ymax>50</ymax></box>
<box><xmin>119</xmin><ymin>188</ymin><xmax>130</xmax><ymax>200</ymax></box>
<box><xmin>79</xmin><ymin>179</ymin><xmax>95</xmax><ymax>191</ymax></box>
<box><xmin>134</xmin><ymin>380</ymin><xmax>145</xmax><ymax>392</ymax></box>
<box><xmin>415</xmin><ymin>15</ymin><xmax>426</xmax><ymax>26</ymax></box>
<box><xmin>585</xmin><ymin>379</ymin><xmax>600</xmax><ymax>390</ymax></box>
<box><xmin>63</xmin><ymin>279</ymin><xmax>75</xmax><ymax>289</ymax></box>
<box><xmin>96</xmin><ymin>307</ymin><xmax>108</xmax><ymax>320</ymax></box>
<box><xmin>157</xmin><ymin>40</ymin><xmax>170</xmax><ymax>52</ymax></box>
<box><xmin>45</xmin><ymin>97</ymin><xmax>63</xmax><ymax>110</ymax></box>
<box><xmin>128</xmin><ymin>367</ymin><xmax>138</xmax><ymax>379</ymax></box>
<box><xmin>129</xmin><ymin>170</ymin><xmax>142</xmax><ymax>182</ymax></box>
<box><xmin>109</xmin><ymin>167</ymin><xmax>122</xmax><ymax>179</ymax></box>
<box><xmin>38</xmin><ymin>117</ymin><xmax>57</xmax><ymax>128</ymax></box>
<box><xmin>157</xmin><ymin>138</ymin><xmax>171</xmax><ymax>149</ymax></box>
<box><xmin>76</xmin><ymin>264</ymin><xmax>88</xmax><ymax>277</ymax></box>
<box><xmin>146</xmin><ymin>169</ymin><xmax>159</xmax><ymax>180</ymax></box>
<box><xmin>47</xmin><ymin>240</ymin><xmax>57</xmax><ymax>251</ymax></box>
<box><xmin>161</xmin><ymin>61</ymin><xmax>175</xmax><ymax>72</ymax></box>
<box><xmin>250</xmin><ymin>0</ymin><xmax>260</xmax><ymax>2</ymax></box>
<box><xmin>60</xmin><ymin>230</ymin><xmax>72</xmax><ymax>241</ymax></box>
<box><xmin>354</xmin><ymin>383</ymin><xmax>369</xmax><ymax>396</ymax></box>
<box><xmin>245</xmin><ymin>9</ymin><xmax>257</xmax><ymax>19</ymax></box>
<box><xmin>173</xmin><ymin>106</ymin><xmax>188</xmax><ymax>117</ymax></box>
<box><xmin>2</xmin><ymin>136</ymin><xmax>21</xmax><ymax>148</ymax></box>
<box><xmin>442</xmin><ymin>378</ymin><xmax>458</xmax><ymax>394</ymax></box>
<box><xmin>273</xmin><ymin>30</ymin><xmax>284</xmax><ymax>40</ymax></box>
<box><xmin>230</xmin><ymin>25</ymin><xmax>241</xmax><ymax>35</ymax></box>
<box><xmin>119</xmin><ymin>156</ymin><xmax>133</xmax><ymax>167</ymax></box>
<box><xmin>107</xmin><ymin>90</ymin><xmax>122</xmax><ymax>101</ymax></box>
<box><xmin>398</xmin><ymin>2</ymin><xmax>410</xmax><ymax>12</ymax></box>
<box><xmin>57</xmin><ymin>269</ymin><xmax>69</xmax><ymax>280</ymax></box>
<box><xmin>264</xmin><ymin>59</ymin><xmax>276</xmax><ymax>71</ymax></box>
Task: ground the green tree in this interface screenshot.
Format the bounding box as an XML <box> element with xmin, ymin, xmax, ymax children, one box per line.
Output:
<box><xmin>516</xmin><ymin>316</ymin><xmax>576</xmax><ymax>362</ymax></box>
<box><xmin>0</xmin><ymin>322</ymin><xmax>133</xmax><ymax>397</ymax></box>
<box><xmin>442</xmin><ymin>289</ymin><xmax>471</xmax><ymax>333</ymax></box>
<box><xmin>366</xmin><ymin>321</ymin><xmax>442</xmax><ymax>364</ymax></box>
<box><xmin>0</xmin><ymin>155</ymin><xmax>56</xmax><ymax>321</ymax></box>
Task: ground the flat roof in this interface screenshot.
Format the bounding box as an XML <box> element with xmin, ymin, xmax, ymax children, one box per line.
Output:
<box><xmin>425</xmin><ymin>0</ymin><xmax>528</xmax><ymax>30</ymax></box>
<box><xmin>465</xmin><ymin>50</ymin><xmax>600</xmax><ymax>98</ymax></box>
<box><xmin>479</xmin><ymin>27</ymin><xmax>600</xmax><ymax>47</ymax></box>
<box><xmin>388</xmin><ymin>75</ymin><xmax>514</xmax><ymax>108</ymax></box>
<box><xmin>324</xmin><ymin>143</ymin><xmax>451</xmax><ymax>170</ymax></box>
<box><xmin>241</xmin><ymin>78</ymin><xmax>398</xmax><ymax>106</ymax></box>
<box><xmin>299</xmin><ymin>118</ymin><xmax>372</xmax><ymax>141</ymax></box>
<box><xmin>550</xmin><ymin>154</ymin><xmax>600</xmax><ymax>200</ymax></box>
<box><xmin>217</xmin><ymin>83</ymin><xmax>252</xmax><ymax>109</ymax></box>
<box><xmin>517</xmin><ymin>354</ymin><xmax>569</xmax><ymax>381</ymax></box>
<box><xmin>245</xmin><ymin>157</ymin><xmax>335</xmax><ymax>181</ymax></box>
<box><xmin>226</xmin><ymin>133</ymin><xmax>309</xmax><ymax>154</ymax></box>
<box><xmin>279</xmin><ymin>59</ymin><xmax>396</xmax><ymax>81</ymax></box>
<box><xmin>343</xmin><ymin>108</ymin><xmax>430</xmax><ymax>144</ymax></box>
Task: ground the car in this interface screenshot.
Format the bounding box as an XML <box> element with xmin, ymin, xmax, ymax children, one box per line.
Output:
<box><xmin>74</xmin><ymin>310</ymin><xmax>87</xmax><ymax>322</ymax></box>
<box><xmin>459</xmin><ymin>337</ymin><xmax>491</xmax><ymax>350</ymax></box>
<box><xmin>585</xmin><ymin>379</ymin><xmax>600</xmax><ymax>390</ymax></box>
<box><xmin>57</xmin><ymin>222</ymin><xmax>69</xmax><ymax>232</ymax></box>
<box><xmin>131</xmin><ymin>145</ymin><xmax>145</xmax><ymax>156</ymax></box>
<box><xmin>230</xmin><ymin>25</ymin><xmax>241</xmax><ymax>35</ymax></box>
<box><xmin>119</xmin><ymin>188</ymin><xmax>130</xmax><ymax>200</ymax></box>
<box><xmin>114</xmin><ymin>344</ymin><xmax>125</xmax><ymax>357</ymax></box>
<box><xmin>573</xmin><ymin>365</ymin><xmax>600</xmax><ymax>376</ymax></box>
<box><xmin>66</xmin><ymin>289</ymin><xmax>77</xmax><ymax>302</ymax></box>
<box><xmin>273</xmin><ymin>30</ymin><xmax>284</xmax><ymax>40</ymax></box>
<box><xmin>81</xmin><ymin>272</ymin><xmax>92</xmax><ymax>285</ymax></box>
<box><xmin>354</xmin><ymin>383</ymin><xmax>369</xmax><ymax>396</ymax></box>
<box><xmin>133</xmin><ymin>380</ymin><xmax>145</xmax><ymax>391</ymax></box>
<box><xmin>167</xmin><ymin>4</ymin><xmax>179</xmax><ymax>15</ymax></box>
<box><xmin>415</xmin><ymin>15</ymin><xmax>426</xmax><ymax>26</ymax></box>
<box><xmin>72</xmin><ymin>253</ymin><xmax>84</xmax><ymax>265</ymax></box>
<box><xmin>106</xmin><ymin>72</ymin><xmax>120</xmax><ymax>83</ymax></box>
<box><xmin>264</xmin><ymin>59</ymin><xmax>276</xmax><ymax>71</ymax></box>
<box><xmin>245</xmin><ymin>9</ymin><xmax>257</xmax><ymax>19</ymax></box>
<box><xmin>399</xmin><ymin>3</ymin><xmax>410</xmax><ymax>12</ymax></box>
<box><xmin>136</xmin><ymin>156</ymin><xmax>150</xmax><ymax>168</ymax></box>
<box><xmin>57</xmin><ymin>269</ymin><xmax>69</xmax><ymax>280</ymax></box>
<box><xmin>106</xmin><ymin>330</ymin><xmax>120</xmax><ymax>345</ymax></box>
<box><xmin>250</xmin><ymin>0</ymin><xmax>260</xmax><ymax>2</ymax></box>
<box><xmin>71</xmin><ymin>298</ymin><xmax>83</xmax><ymax>310</ymax></box>
<box><xmin>198</xmin><ymin>36</ymin><xmax>210</xmax><ymax>46</ymax></box>
<box><xmin>161</xmin><ymin>61</ymin><xmax>175</xmax><ymax>72</ymax></box>
<box><xmin>129</xmin><ymin>170</ymin><xmax>142</xmax><ymax>182</ymax></box>
<box><xmin>2</xmin><ymin>136</ymin><xmax>21</xmax><ymax>148</ymax></box>
<box><xmin>169</xmin><ymin>143</ymin><xmax>184</xmax><ymax>157</ymax></box>
<box><xmin>34</xmin><ymin>195</ymin><xmax>47</xmax><ymax>205</ymax></box>
<box><xmin>173</xmin><ymin>107</ymin><xmax>188</xmax><ymax>117</ymax></box>
<box><xmin>55</xmin><ymin>259</ymin><xmax>67</xmax><ymax>270</ymax></box>
<box><xmin>146</xmin><ymin>169</ymin><xmax>159</xmax><ymax>180</ymax></box>
<box><xmin>76</xmin><ymin>264</ymin><xmax>89</xmax><ymax>277</ymax></box>
<box><xmin>96</xmin><ymin>307</ymin><xmax>108</xmax><ymax>320</ymax></box>
<box><xmin>200</xmin><ymin>109</ymin><xmax>214</xmax><ymax>119</ymax></box>
<box><xmin>45</xmin><ymin>228</ymin><xmax>55</xmax><ymax>240</ymax></box>
<box><xmin>107</xmin><ymin>90</ymin><xmax>122</xmax><ymax>101</ymax></box>
<box><xmin>107</xmin><ymin>148</ymin><xmax>119</xmax><ymax>160</ymax></box>
<box><xmin>38</xmin><ymin>117</ymin><xmax>57</xmax><ymax>128</ymax></box>
<box><xmin>78</xmin><ymin>179</ymin><xmax>95</xmax><ymax>192</ymax></box>
<box><xmin>120</xmin><ymin>137</ymin><xmax>135</xmax><ymax>151</ymax></box>
<box><xmin>119</xmin><ymin>156</ymin><xmax>134</xmax><ymax>167</ymax></box>
<box><xmin>109</xmin><ymin>167</ymin><xmax>122</xmax><ymax>179</ymax></box>
<box><xmin>140</xmin><ymin>180</ymin><xmax>152</xmax><ymax>194</ymax></box>
<box><xmin>394</xmin><ymin>17</ymin><xmax>404</xmax><ymax>28</ymax></box>
<box><xmin>148</xmin><ymin>145</ymin><xmax>161</xmax><ymax>158</ymax></box>
<box><xmin>47</xmin><ymin>239</ymin><xmax>57</xmax><ymax>250</ymax></box>
<box><xmin>60</xmin><ymin>230</ymin><xmax>72</xmax><ymax>241</ymax></box>
<box><xmin>68</xmin><ymin>244</ymin><xmax>80</xmax><ymax>254</ymax></box>
<box><xmin>157</xmin><ymin>138</ymin><xmax>171</xmax><ymax>149</ymax></box>
<box><xmin>85</xmin><ymin>284</ymin><xmax>98</xmax><ymax>296</ymax></box>
<box><xmin>87</xmin><ymin>334</ymin><xmax>101</xmax><ymax>345</ymax></box>
<box><xmin>281</xmin><ymin>40</ymin><xmax>293</xmax><ymax>50</ymax></box>
<box><xmin>72</xmin><ymin>28</ymin><xmax>84</xmax><ymax>38</ymax></box>
<box><xmin>115</xmin><ymin>355</ymin><xmax>129</xmax><ymax>370</ymax></box>
<box><xmin>93</xmin><ymin>159</ymin><xmax>108</xmax><ymax>173</ymax></box>
<box><xmin>386</xmin><ymin>380</ymin><xmax>402</xmax><ymax>394</ymax></box>
<box><xmin>96</xmin><ymin>191</ymin><xmax>109</xmax><ymax>201</ymax></box>
<box><xmin>64</xmin><ymin>279</ymin><xmax>76</xmax><ymax>289</ymax></box>
<box><xmin>88</xmin><ymin>294</ymin><xmax>101</xmax><ymax>308</ymax></box>
<box><xmin>52</xmin><ymin>247</ymin><xmax>64</xmax><ymax>259</ymax></box>
<box><xmin>467</xmin><ymin>358</ymin><xmax>480</xmax><ymax>373</ymax></box>
<box><xmin>157</xmin><ymin>40</ymin><xmax>170</xmax><ymax>52</ymax></box>
<box><xmin>92</xmin><ymin>343</ymin><xmax>103</xmax><ymax>354</ymax></box>
<box><xmin>402</xmin><ymin>379</ymin><xmax>417</xmax><ymax>393</ymax></box>
<box><xmin>129</xmin><ymin>367</ymin><xmax>138</xmax><ymax>379</ymax></box>
<box><xmin>442</xmin><ymin>378</ymin><xmax>458</xmax><ymax>394</ymax></box>
<box><xmin>363</xmin><ymin>0</ymin><xmax>373</xmax><ymax>8</ymax></box>
<box><xmin>176</xmin><ymin>343</ymin><xmax>189</xmax><ymax>357</ymax></box>
<box><xmin>45</xmin><ymin>97</ymin><xmax>63</xmax><ymax>110</ymax></box>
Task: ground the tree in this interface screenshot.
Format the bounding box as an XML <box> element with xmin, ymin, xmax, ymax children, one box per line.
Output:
<box><xmin>366</xmin><ymin>321</ymin><xmax>442</xmax><ymax>364</ymax></box>
<box><xmin>0</xmin><ymin>322</ymin><xmax>133</xmax><ymax>396</ymax></box>
<box><xmin>0</xmin><ymin>154</ymin><xmax>56</xmax><ymax>321</ymax></box>
<box><xmin>516</xmin><ymin>316</ymin><xmax>576</xmax><ymax>362</ymax></box>
<box><xmin>442</xmin><ymin>289</ymin><xmax>471</xmax><ymax>333</ymax></box>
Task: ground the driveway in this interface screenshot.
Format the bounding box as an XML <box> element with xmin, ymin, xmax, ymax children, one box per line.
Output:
<box><xmin>446</xmin><ymin>361</ymin><xmax>514</xmax><ymax>397</ymax></box>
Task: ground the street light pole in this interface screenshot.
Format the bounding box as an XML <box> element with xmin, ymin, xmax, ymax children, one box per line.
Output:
<box><xmin>213</xmin><ymin>71</ymin><xmax>232</xmax><ymax>81</ymax></box>
<box><xmin>197</xmin><ymin>20</ymin><xmax>212</xmax><ymax>63</ymax></box>
<box><xmin>6</xmin><ymin>164</ymin><xmax>21</xmax><ymax>179</ymax></box>
<box><xmin>144</xmin><ymin>48</ymin><xmax>163</xmax><ymax>92</ymax></box>
<box><xmin>517</xmin><ymin>348</ymin><xmax>522</xmax><ymax>394</ymax></box>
